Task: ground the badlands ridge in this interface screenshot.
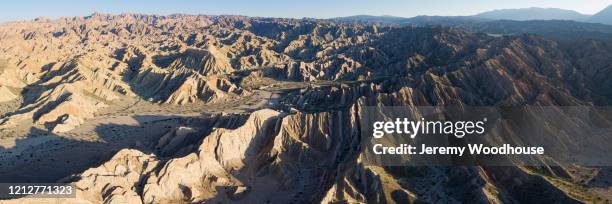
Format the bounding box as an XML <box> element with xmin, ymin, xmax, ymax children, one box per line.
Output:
<box><xmin>0</xmin><ymin>13</ymin><xmax>611</xmax><ymax>203</ymax></box>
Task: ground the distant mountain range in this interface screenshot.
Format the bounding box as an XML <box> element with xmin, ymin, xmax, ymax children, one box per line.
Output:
<box><xmin>473</xmin><ymin>7</ymin><xmax>590</xmax><ymax>21</ymax></box>
<box><xmin>326</xmin><ymin>5</ymin><xmax>612</xmax><ymax>42</ymax></box>
<box><xmin>331</xmin><ymin>15</ymin><xmax>408</xmax><ymax>24</ymax></box>
<box><xmin>330</xmin><ymin>4</ymin><xmax>612</xmax><ymax>25</ymax></box>
<box><xmin>590</xmin><ymin>5</ymin><xmax>612</xmax><ymax>25</ymax></box>
<box><xmin>474</xmin><ymin>6</ymin><xmax>612</xmax><ymax>25</ymax></box>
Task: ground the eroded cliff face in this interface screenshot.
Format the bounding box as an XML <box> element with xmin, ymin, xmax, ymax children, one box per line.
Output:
<box><xmin>1</xmin><ymin>14</ymin><xmax>611</xmax><ymax>203</ymax></box>
<box><xmin>5</xmin><ymin>87</ymin><xmax>607</xmax><ymax>203</ymax></box>
<box><xmin>2</xmin><ymin>13</ymin><xmax>612</xmax><ymax>132</ymax></box>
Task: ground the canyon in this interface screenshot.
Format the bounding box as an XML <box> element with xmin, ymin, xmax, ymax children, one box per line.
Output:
<box><xmin>0</xmin><ymin>13</ymin><xmax>611</xmax><ymax>203</ymax></box>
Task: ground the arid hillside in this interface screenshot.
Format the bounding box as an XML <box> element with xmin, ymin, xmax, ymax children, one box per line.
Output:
<box><xmin>0</xmin><ymin>14</ymin><xmax>611</xmax><ymax>203</ymax></box>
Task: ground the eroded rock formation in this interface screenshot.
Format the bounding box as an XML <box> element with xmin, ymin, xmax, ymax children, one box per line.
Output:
<box><xmin>1</xmin><ymin>13</ymin><xmax>611</xmax><ymax>203</ymax></box>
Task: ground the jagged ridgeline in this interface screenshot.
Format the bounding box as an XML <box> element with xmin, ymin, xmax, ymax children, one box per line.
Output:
<box><xmin>0</xmin><ymin>13</ymin><xmax>612</xmax><ymax>203</ymax></box>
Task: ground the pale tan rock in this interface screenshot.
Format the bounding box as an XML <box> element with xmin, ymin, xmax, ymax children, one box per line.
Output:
<box><xmin>51</xmin><ymin>114</ymin><xmax>85</xmax><ymax>133</ymax></box>
<box><xmin>0</xmin><ymin>86</ymin><xmax>18</xmax><ymax>102</ymax></box>
<box><xmin>72</xmin><ymin>149</ymin><xmax>158</xmax><ymax>204</ymax></box>
<box><xmin>0</xmin><ymin>13</ymin><xmax>610</xmax><ymax>204</ymax></box>
<box><xmin>142</xmin><ymin>109</ymin><xmax>281</xmax><ymax>203</ymax></box>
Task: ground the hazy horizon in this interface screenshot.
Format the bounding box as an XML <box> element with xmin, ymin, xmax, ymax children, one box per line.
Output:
<box><xmin>0</xmin><ymin>0</ymin><xmax>611</xmax><ymax>23</ymax></box>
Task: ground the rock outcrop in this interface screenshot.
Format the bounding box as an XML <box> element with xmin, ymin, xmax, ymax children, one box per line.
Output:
<box><xmin>0</xmin><ymin>86</ymin><xmax>18</xmax><ymax>103</ymax></box>
<box><xmin>1</xmin><ymin>13</ymin><xmax>611</xmax><ymax>203</ymax></box>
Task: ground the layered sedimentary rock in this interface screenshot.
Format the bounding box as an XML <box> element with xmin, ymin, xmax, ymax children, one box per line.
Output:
<box><xmin>7</xmin><ymin>86</ymin><xmax>607</xmax><ymax>203</ymax></box>
<box><xmin>1</xmin><ymin>13</ymin><xmax>611</xmax><ymax>203</ymax></box>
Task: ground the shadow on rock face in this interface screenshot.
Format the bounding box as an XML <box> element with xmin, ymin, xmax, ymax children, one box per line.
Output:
<box><xmin>0</xmin><ymin>113</ymin><xmax>248</xmax><ymax>183</ymax></box>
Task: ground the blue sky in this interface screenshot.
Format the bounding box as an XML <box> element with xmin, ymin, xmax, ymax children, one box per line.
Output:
<box><xmin>1</xmin><ymin>0</ymin><xmax>610</xmax><ymax>22</ymax></box>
